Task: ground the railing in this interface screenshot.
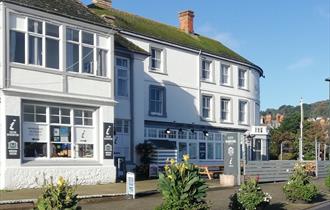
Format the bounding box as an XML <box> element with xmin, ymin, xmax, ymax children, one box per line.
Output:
<box><xmin>150</xmin><ymin>149</ymin><xmax>178</xmax><ymax>167</ymax></box>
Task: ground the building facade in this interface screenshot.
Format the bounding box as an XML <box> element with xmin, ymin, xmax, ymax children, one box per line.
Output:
<box><xmin>0</xmin><ymin>0</ymin><xmax>118</xmax><ymax>189</ymax></box>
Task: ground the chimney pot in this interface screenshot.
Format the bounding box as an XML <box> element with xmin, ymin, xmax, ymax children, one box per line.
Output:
<box><xmin>92</xmin><ymin>0</ymin><xmax>112</xmax><ymax>9</ymax></box>
<box><xmin>179</xmin><ymin>10</ymin><xmax>194</xmax><ymax>34</ymax></box>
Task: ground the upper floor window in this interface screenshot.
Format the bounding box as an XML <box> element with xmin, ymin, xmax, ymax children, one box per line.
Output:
<box><xmin>238</xmin><ymin>69</ymin><xmax>247</xmax><ymax>89</ymax></box>
<box><xmin>201</xmin><ymin>59</ymin><xmax>212</xmax><ymax>82</ymax></box>
<box><xmin>239</xmin><ymin>100</ymin><xmax>248</xmax><ymax>124</ymax></box>
<box><xmin>9</xmin><ymin>13</ymin><xmax>108</xmax><ymax>77</ymax></box>
<box><xmin>151</xmin><ymin>47</ymin><xmax>162</xmax><ymax>71</ymax></box>
<box><xmin>220</xmin><ymin>98</ymin><xmax>231</xmax><ymax>122</ymax></box>
<box><xmin>149</xmin><ymin>85</ymin><xmax>166</xmax><ymax>117</ymax></box>
<box><xmin>220</xmin><ymin>64</ymin><xmax>231</xmax><ymax>86</ymax></box>
<box><xmin>202</xmin><ymin>95</ymin><xmax>212</xmax><ymax>120</ymax></box>
<box><xmin>116</xmin><ymin>57</ymin><xmax>129</xmax><ymax>97</ymax></box>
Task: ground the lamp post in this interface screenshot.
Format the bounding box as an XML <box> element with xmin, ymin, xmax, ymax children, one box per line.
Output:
<box><xmin>325</xmin><ymin>77</ymin><xmax>330</xmax><ymax>160</ymax></box>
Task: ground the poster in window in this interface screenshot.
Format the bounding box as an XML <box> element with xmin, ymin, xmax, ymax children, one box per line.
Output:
<box><xmin>6</xmin><ymin>116</ymin><xmax>20</xmax><ymax>159</ymax></box>
<box><xmin>104</xmin><ymin>122</ymin><xmax>114</xmax><ymax>159</ymax></box>
<box><xmin>53</xmin><ymin>128</ymin><xmax>60</xmax><ymax>136</ymax></box>
<box><xmin>75</xmin><ymin>127</ymin><xmax>93</xmax><ymax>143</ymax></box>
<box><xmin>60</xmin><ymin>127</ymin><xmax>69</xmax><ymax>142</ymax></box>
<box><xmin>23</xmin><ymin>123</ymin><xmax>47</xmax><ymax>142</ymax></box>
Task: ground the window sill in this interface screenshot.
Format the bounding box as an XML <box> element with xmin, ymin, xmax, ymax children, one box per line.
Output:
<box><xmin>21</xmin><ymin>159</ymin><xmax>101</xmax><ymax>166</ymax></box>
<box><xmin>201</xmin><ymin>80</ymin><xmax>216</xmax><ymax>85</ymax></box>
<box><xmin>200</xmin><ymin>117</ymin><xmax>215</xmax><ymax>123</ymax></box>
<box><xmin>149</xmin><ymin>113</ymin><xmax>167</xmax><ymax>118</ymax></box>
<box><xmin>220</xmin><ymin>84</ymin><xmax>233</xmax><ymax>88</ymax></box>
<box><xmin>149</xmin><ymin>69</ymin><xmax>168</xmax><ymax>75</ymax></box>
<box><xmin>238</xmin><ymin>87</ymin><xmax>249</xmax><ymax>92</ymax></box>
<box><xmin>238</xmin><ymin>122</ymin><xmax>249</xmax><ymax>126</ymax></box>
<box><xmin>220</xmin><ymin>120</ymin><xmax>234</xmax><ymax>125</ymax></box>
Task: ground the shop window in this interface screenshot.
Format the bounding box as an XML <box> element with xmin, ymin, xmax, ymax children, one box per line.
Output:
<box><xmin>50</xmin><ymin>126</ymin><xmax>71</xmax><ymax>158</ymax></box>
<box><xmin>23</xmin><ymin>104</ymin><xmax>46</xmax><ymax>123</ymax></box>
<box><xmin>207</xmin><ymin>142</ymin><xmax>214</xmax><ymax>159</ymax></box>
<box><xmin>189</xmin><ymin>142</ymin><xmax>197</xmax><ymax>159</ymax></box>
<box><xmin>24</xmin><ymin>142</ymin><xmax>47</xmax><ymax>158</ymax></box>
<box><xmin>199</xmin><ymin>142</ymin><xmax>206</xmax><ymax>160</ymax></box>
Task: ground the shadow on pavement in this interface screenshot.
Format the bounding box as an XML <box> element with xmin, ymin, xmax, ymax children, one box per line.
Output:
<box><xmin>267</xmin><ymin>202</ymin><xmax>286</xmax><ymax>210</ymax></box>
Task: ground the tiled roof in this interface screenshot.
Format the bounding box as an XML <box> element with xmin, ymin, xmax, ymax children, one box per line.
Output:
<box><xmin>1</xmin><ymin>0</ymin><xmax>109</xmax><ymax>27</ymax></box>
<box><xmin>89</xmin><ymin>4</ymin><xmax>263</xmax><ymax>74</ymax></box>
<box><xmin>115</xmin><ymin>34</ymin><xmax>149</xmax><ymax>55</ymax></box>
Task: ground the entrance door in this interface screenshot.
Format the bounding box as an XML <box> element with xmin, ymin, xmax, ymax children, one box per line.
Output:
<box><xmin>114</xmin><ymin>119</ymin><xmax>131</xmax><ymax>161</ymax></box>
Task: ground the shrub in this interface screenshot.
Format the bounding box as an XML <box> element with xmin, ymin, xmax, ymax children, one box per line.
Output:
<box><xmin>229</xmin><ymin>178</ymin><xmax>271</xmax><ymax>210</ymax></box>
<box><xmin>135</xmin><ymin>142</ymin><xmax>154</xmax><ymax>179</ymax></box>
<box><xmin>35</xmin><ymin>176</ymin><xmax>78</xmax><ymax>210</ymax></box>
<box><xmin>157</xmin><ymin>155</ymin><xmax>210</xmax><ymax>210</ymax></box>
<box><xmin>325</xmin><ymin>168</ymin><xmax>330</xmax><ymax>191</ymax></box>
<box><xmin>283</xmin><ymin>162</ymin><xmax>318</xmax><ymax>203</ymax></box>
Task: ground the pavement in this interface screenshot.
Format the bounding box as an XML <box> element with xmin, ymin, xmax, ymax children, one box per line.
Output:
<box><xmin>0</xmin><ymin>178</ymin><xmax>329</xmax><ymax>210</ymax></box>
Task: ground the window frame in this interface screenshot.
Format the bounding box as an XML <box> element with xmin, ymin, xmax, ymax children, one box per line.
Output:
<box><xmin>238</xmin><ymin>68</ymin><xmax>248</xmax><ymax>90</ymax></box>
<box><xmin>149</xmin><ymin>85</ymin><xmax>167</xmax><ymax>117</ymax></box>
<box><xmin>201</xmin><ymin>94</ymin><xmax>213</xmax><ymax>121</ymax></box>
<box><xmin>220</xmin><ymin>63</ymin><xmax>232</xmax><ymax>86</ymax></box>
<box><xmin>220</xmin><ymin>97</ymin><xmax>232</xmax><ymax>123</ymax></box>
<box><xmin>238</xmin><ymin>100</ymin><xmax>249</xmax><ymax>125</ymax></box>
<box><xmin>201</xmin><ymin>58</ymin><xmax>213</xmax><ymax>82</ymax></box>
<box><xmin>115</xmin><ymin>56</ymin><xmax>130</xmax><ymax>98</ymax></box>
<box><xmin>150</xmin><ymin>47</ymin><xmax>163</xmax><ymax>72</ymax></box>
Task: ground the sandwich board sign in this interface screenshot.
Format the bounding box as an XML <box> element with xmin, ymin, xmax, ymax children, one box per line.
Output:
<box><xmin>126</xmin><ymin>172</ymin><xmax>136</xmax><ymax>199</ymax></box>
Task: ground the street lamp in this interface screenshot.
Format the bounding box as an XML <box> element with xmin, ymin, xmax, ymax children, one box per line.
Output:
<box><xmin>325</xmin><ymin>77</ymin><xmax>330</xmax><ymax>160</ymax></box>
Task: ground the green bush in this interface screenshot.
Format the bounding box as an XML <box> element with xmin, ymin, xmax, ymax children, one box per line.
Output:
<box><xmin>229</xmin><ymin>178</ymin><xmax>271</xmax><ymax>210</ymax></box>
<box><xmin>283</xmin><ymin>163</ymin><xmax>318</xmax><ymax>203</ymax></box>
<box><xmin>156</xmin><ymin>155</ymin><xmax>210</xmax><ymax>210</ymax></box>
<box><xmin>325</xmin><ymin>168</ymin><xmax>330</xmax><ymax>191</ymax></box>
<box><xmin>35</xmin><ymin>176</ymin><xmax>78</xmax><ymax>210</ymax></box>
<box><xmin>135</xmin><ymin>142</ymin><xmax>154</xmax><ymax>179</ymax></box>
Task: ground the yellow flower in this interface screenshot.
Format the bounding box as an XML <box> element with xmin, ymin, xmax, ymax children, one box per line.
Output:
<box><xmin>170</xmin><ymin>159</ymin><xmax>175</xmax><ymax>165</ymax></box>
<box><xmin>168</xmin><ymin>175</ymin><xmax>174</xmax><ymax>180</ymax></box>
<box><xmin>164</xmin><ymin>165</ymin><xmax>169</xmax><ymax>171</ymax></box>
<box><xmin>183</xmin><ymin>154</ymin><xmax>190</xmax><ymax>162</ymax></box>
<box><xmin>57</xmin><ymin>176</ymin><xmax>65</xmax><ymax>187</ymax></box>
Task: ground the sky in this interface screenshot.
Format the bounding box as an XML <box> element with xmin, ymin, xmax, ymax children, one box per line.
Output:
<box><xmin>83</xmin><ymin>0</ymin><xmax>330</xmax><ymax>110</ymax></box>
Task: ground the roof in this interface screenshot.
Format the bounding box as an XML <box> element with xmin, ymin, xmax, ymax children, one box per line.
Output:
<box><xmin>88</xmin><ymin>5</ymin><xmax>263</xmax><ymax>75</ymax></box>
<box><xmin>115</xmin><ymin>34</ymin><xmax>149</xmax><ymax>55</ymax></box>
<box><xmin>0</xmin><ymin>0</ymin><xmax>110</xmax><ymax>28</ymax></box>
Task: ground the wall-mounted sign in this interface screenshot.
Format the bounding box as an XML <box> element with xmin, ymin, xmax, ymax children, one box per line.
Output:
<box><xmin>23</xmin><ymin>123</ymin><xmax>47</xmax><ymax>142</ymax></box>
<box><xmin>6</xmin><ymin>116</ymin><xmax>20</xmax><ymax>159</ymax></box>
<box><xmin>104</xmin><ymin>122</ymin><xmax>114</xmax><ymax>159</ymax></box>
<box><xmin>224</xmin><ymin>133</ymin><xmax>239</xmax><ymax>177</ymax></box>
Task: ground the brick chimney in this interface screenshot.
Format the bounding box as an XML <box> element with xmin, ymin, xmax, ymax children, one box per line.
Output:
<box><xmin>179</xmin><ymin>10</ymin><xmax>194</xmax><ymax>34</ymax></box>
<box><xmin>92</xmin><ymin>0</ymin><xmax>112</xmax><ymax>9</ymax></box>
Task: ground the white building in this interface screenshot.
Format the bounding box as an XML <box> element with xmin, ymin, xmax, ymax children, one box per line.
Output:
<box><xmin>0</xmin><ymin>0</ymin><xmax>121</xmax><ymax>189</ymax></box>
<box><xmin>89</xmin><ymin>1</ymin><xmax>265</xmax><ymax>168</ymax></box>
<box><xmin>0</xmin><ymin>0</ymin><xmax>266</xmax><ymax>189</ymax></box>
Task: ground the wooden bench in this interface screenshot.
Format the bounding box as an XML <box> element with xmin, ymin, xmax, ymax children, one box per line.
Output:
<box><xmin>198</xmin><ymin>165</ymin><xmax>224</xmax><ymax>180</ymax></box>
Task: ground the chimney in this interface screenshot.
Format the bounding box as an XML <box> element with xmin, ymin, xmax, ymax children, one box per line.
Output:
<box><xmin>179</xmin><ymin>10</ymin><xmax>194</xmax><ymax>34</ymax></box>
<box><xmin>92</xmin><ymin>0</ymin><xmax>112</xmax><ymax>9</ymax></box>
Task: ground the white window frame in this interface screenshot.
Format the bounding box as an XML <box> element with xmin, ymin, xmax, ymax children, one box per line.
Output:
<box><xmin>150</xmin><ymin>47</ymin><xmax>163</xmax><ymax>72</ymax></box>
<box><xmin>149</xmin><ymin>85</ymin><xmax>166</xmax><ymax>117</ymax></box>
<box><xmin>220</xmin><ymin>97</ymin><xmax>232</xmax><ymax>123</ymax></box>
<box><xmin>201</xmin><ymin>58</ymin><xmax>213</xmax><ymax>82</ymax></box>
<box><xmin>220</xmin><ymin>63</ymin><xmax>232</xmax><ymax>86</ymax></box>
<box><xmin>238</xmin><ymin>68</ymin><xmax>248</xmax><ymax>89</ymax></box>
<box><xmin>22</xmin><ymin>103</ymin><xmax>96</xmax><ymax>161</ymax></box>
<box><xmin>201</xmin><ymin>95</ymin><xmax>213</xmax><ymax>121</ymax></box>
<box><xmin>115</xmin><ymin>56</ymin><xmax>130</xmax><ymax>98</ymax></box>
<box><xmin>238</xmin><ymin>100</ymin><xmax>248</xmax><ymax>124</ymax></box>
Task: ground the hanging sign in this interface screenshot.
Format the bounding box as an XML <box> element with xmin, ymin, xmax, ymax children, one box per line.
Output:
<box><xmin>6</xmin><ymin>116</ymin><xmax>20</xmax><ymax>159</ymax></box>
<box><xmin>104</xmin><ymin>122</ymin><xmax>114</xmax><ymax>159</ymax></box>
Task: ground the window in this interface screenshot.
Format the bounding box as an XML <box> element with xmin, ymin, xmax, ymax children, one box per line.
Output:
<box><xmin>115</xmin><ymin>119</ymin><xmax>129</xmax><ymax>134</ymax></box>
<box><xmin>149</xmin><ymin>86</ymin><xmax>166</xmax><ymax>116</ymax></box>
<box><xmin>28</xmin><ymin>19</ymin><xmax>43</xmax><ymax>66</ymax></box>
<box><xmin>74</xmin><ymin>110</ymin><xmax>93</xmax><ymax>126</ymax></box>
<box><xmin>221</xmin><ymin>98</ymin><xmax>231</xmax><ymax>122</ymax></box>
<box><xmin>215</xmin><ymin>142</ymin><xmax>222</xmax><ymax>159</ymax></box>
<box><xmin>201</xmin><ymin>59</ymin><xmax>212</xmax><ymax>81</ymax></box>
<box><xmin>207</xmin><ymin>142</ymin><xmax>214</xmax><ymax>159</ymax></box>
<box><xmin>189</xmin><ymin>142</ymin><xmax>197</xmax><ymax>159</ymax></box>
<box><xmin>151</xmin><ymin>48</ymin><xmax>162</xmax><ymax>70</ymax></box>
<box><xmin>23</xmin><ymin>104</ymin><xmax>47</xmax><ymax>123</ymax></box>
<box><xmin>220</xmin><ymin>64</ymin><xmax>230</xmax><ymax>85</ymax></box>
<box><xmin>202</xmin><ymin>95</ymin><xmax>212</xmax><ymax>120</ymax></box>
<box><xmin>9</xmin><ymin>14</ymin><xmax>26</xmax><ymax>64</ymax></box>
<box><xmin>66</xmin><ymin>28</ymin><xmax>80</xmax><ymax>72</ymax></box>
<box><xmin>199</xmin><ymin>142</ymin><xmax>206</xmax><ymax>159</ymax></box>
<box><xmin>238</xmin><ymin>69</ymin><xmax>247</xmax><ymax>89</ymax></box>
<box><xmin>178</xmin><ymin>142</ymin><xmax>188</xmax><ymax>161</ymax></box>
<box><xmin>46</xmin><ymin>23</ymin><xmax>60</xmax><ymax>69</ymax></box>
<box><xmin>239</xmin><ymin>100</ymin><xmax>248</xmax><ymax>124</ymax></box>
<box><xmin>23</xmin><ymin>104</ymin><xmax>95</xmax><ymax>159</ymax></box>
<box><xmin>116</xmin><ymin>57</ymin><xmax>129</xmax><ymax>97</ymax></box>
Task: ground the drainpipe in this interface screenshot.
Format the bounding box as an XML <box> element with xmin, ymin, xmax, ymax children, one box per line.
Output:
<box><xmin>197</xmin><ymin>50</ymin><xmax>202</xmax><ymax>119</ymax></box>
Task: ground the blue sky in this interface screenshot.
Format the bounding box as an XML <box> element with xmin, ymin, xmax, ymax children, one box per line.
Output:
<box><xmin>83</xmin><ymin>0</ymin><xmax>330</xmax><ymax>110</ymax></box>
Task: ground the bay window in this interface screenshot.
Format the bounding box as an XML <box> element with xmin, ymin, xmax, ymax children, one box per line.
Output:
<box><xmin>23</xmin><ymin>103</ymin><xmax>95</xmax><ymax>160</ymax></box>
<box><xmin>238</xmin><ymin>69</ymin><xmax>247</xmax><ymax>89</ymax></box>
<box><xmin>9</xmin><ymin>13</ymin><xmax>109</xmax><ymax>77</ymax></box>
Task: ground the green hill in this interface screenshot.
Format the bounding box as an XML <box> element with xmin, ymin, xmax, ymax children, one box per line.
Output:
<box><xmin>261</xmin><ymin>100</ymin><xmax>330</xmax><ymax>118</ymax></box>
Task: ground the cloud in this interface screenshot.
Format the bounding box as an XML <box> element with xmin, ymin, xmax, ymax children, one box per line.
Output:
<box><xmin>286</xmin><ymin>57</ymin><xmax>314</xmax><ymax>70</ymax></box>
<box><xmin>197</xmin><ymin>23</ymin><xmax>241</xmax><ymax>50</ymax></box>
